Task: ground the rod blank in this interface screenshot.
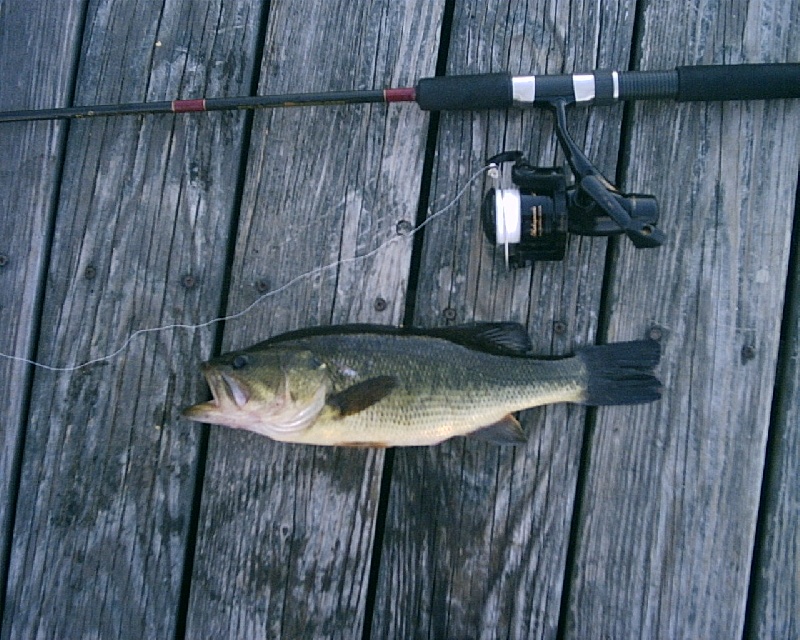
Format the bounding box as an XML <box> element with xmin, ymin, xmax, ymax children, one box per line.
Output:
<box><xmin>0</xmin><ymin>89</ymin><xmax>409</xmax><ymax>123</ymax></box>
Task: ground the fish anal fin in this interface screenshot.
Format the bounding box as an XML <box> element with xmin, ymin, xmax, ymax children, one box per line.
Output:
<box><xmin>328</xmin><ymin>375</ymin><xmax>397</xmax><ymax>417</ymax></box>
<box><xmin>469</xmin><ymin>414</ymin><xmax>527</xmax><ymax>445</ymax></box>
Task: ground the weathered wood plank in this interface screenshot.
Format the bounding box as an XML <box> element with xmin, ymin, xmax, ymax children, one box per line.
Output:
<box><xmin>370</xmin><ymin>0</ymin><xmax>639</xmax><ymax>637</ymax></box>
<box><xmin>184</xmin><ymin>1</ymin><xmax>445</xmax><ymax>636</ymax></box>
<box><xmin>0</xmin><ymin>0</ymin><xmax>84</xmax><ymax>614</ymax></box>
<box><xmin>2</xmin><ymin>1</ymin><xmax>262</xmax><ymax>636</ymax></box>
<box><xmin>565</xmin><ymin>0</ymin><xmax>800</xmax><ymax>637</ymax></box>
<box><xmin>747</xmin><ymin>217</ymin><xmax>800</xmax><ymax>637</ymax></box>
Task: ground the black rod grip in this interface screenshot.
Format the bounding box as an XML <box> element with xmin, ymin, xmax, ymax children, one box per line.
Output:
<box><xmin>617</xmin><ymin>70</ymin><xmax>679</xmax><ymax>101</ymax></box>
<box><xmin>676</xmin><ymin>63</ymin><xmax>800</xmax><ymax>101</ymax></box>
<box><xmin>415</xmin><ymin>73</ymin><xmax>513</xmax><ymax>110</ymax></box>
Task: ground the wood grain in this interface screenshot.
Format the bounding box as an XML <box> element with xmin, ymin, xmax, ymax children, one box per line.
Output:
<box><xmin>370</xmin><ymin>0</ymin><xmax>639</xmax><ymax>637</ymax></box>
<box><xmin>747</xmin><ymin>209</ymin><xmax>800</xmax><ymax>637</ymax></box>
<box><xmin>565</xmin><ymin>0</ymin><xmax>800</xmax><ymax>637</ymax></box>
<box><xmin>184</xmin><ymin>1</ymin><xmax>445</xmax><ymax>637</ymax></box>
<box><xmin>0</xmin><ymin>0</ymin><xmax>84</xmax><ymax>614</ymax></box>
<box><xmin>2</xmin><ymin>1</ymin><xmax>262</xmax><ymax>636</ymax></box>
<box><xmin>1</xmin><ymin>0</ymin><xmax>798</xmax><ymax>637</ymax></box>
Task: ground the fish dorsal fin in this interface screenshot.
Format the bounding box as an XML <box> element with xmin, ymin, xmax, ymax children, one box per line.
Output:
<box><xmin>327</xmin><ymin>376</ymin><xmax>398</xmax><ymax>417</ymax></box>
<box><xmin>251</xmin><ymin>322</ymin><xmax>532</xmax><ymax>356</ymax></box>
<box><xmin>469</xmin><ymin>414</ymin><xmax>527</xmax><ymax>445</ymax></box>
<box><xmin>426</xmin><ymin>322</ymin><xmax>532</xmax><ymax>356</ymax></box>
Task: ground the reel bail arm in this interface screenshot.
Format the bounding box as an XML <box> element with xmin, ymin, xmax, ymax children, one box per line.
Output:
<box><xmin>549</xmin><ymin>98</ymin><xmax>665</xmax><ymax>249</ymax></box>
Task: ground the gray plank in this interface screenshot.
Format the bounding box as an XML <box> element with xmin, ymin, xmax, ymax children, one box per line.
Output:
<box><xmin>748</xmin><ymin>218</ymin><xmax>800</xmax><ymax>637</ymax></box>
<box><xmin>565</xmin><ymin>0</ymin><xmax>800</xmax><ymax>637</ymax></box>
<box><xmin>184</xmin><ymin>1</ymin><xmax>445</xmax><ymax>637</ymax></box>
<box><xmin>370</xmin><ymin>0</ymin><xmax>639</xmax><ymax>637</ymax></box>
<box><xmin>0</xmin><ymin>0</ymin><xmax>84</xmax><ymax>613</ymax></box>
<box><xmin>2</xmin><ymin>1</ymin><xmax>262</xmax><ymax>637</ymax></box>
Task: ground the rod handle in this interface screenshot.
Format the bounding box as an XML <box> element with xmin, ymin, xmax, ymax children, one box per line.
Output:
<box><xmin>676</xmin><ymin>63</ymin><xmax>800</xmax><ymax>101</ymax></box>
<box><xmin>617</xmin><ymin>64</ymin><xmax>800</xmax><ymax>102</ymax></box>
<box><xmin>415</xmin><ymin>73</ymin><xmax>513</xmax><ymax>110</ymax></box>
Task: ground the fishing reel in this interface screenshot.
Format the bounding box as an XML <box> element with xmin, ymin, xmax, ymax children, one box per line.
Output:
<box><xmin>482</xmin><ymin>100</ymin><xmax>665</xmax><ymax>268</ymax></box>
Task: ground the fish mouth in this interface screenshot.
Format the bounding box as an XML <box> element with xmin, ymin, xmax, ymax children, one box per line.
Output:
<box><xmin>205</xmin><ymin>364</ymin><xmax>251</xmax><ymax>408</ymax></box>
<box><xmin>181</xmin><ymin>363</ymin><xmax>252</xmax><ymax>421</ymax></box>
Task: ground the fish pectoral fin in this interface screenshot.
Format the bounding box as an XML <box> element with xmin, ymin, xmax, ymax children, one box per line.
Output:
<box><xmin>468</xmin><ymin>414</ymin><xmax>527</xmax><ymax>445</ymax></box>
<box><xmin>327</xmin><ymin>375</ymin><xmax>398</xmax><ymax>417</ymax></box>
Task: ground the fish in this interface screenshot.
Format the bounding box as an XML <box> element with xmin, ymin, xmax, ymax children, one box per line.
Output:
<box><xmin>182</xmin><ymin>322</ymin><xmax>661</xmax><ymax>447</ymax></box>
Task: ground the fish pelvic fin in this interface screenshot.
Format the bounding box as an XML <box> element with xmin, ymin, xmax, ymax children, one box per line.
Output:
<box><xmin>327</xmin><ymin>375</ymin><xmax>398</xmax><ymax>417</ymax></box>
<box><xmin>578</xmin><ymin>339</ymin><xmax>662</xmax><ymax>406</ymax></box>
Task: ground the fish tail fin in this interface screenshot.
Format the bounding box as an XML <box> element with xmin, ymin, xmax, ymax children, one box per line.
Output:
<box><xmin>578</xmin><ymin>339</ymin><xmax>662</xmax><ymax>406</ymax></box>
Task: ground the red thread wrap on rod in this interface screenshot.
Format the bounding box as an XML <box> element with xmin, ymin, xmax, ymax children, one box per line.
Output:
<box><xmin>172</xmin><ymin>99</ymin><xmax>207</xmax><ymax>113</ymax></box>
<box><xmin>383</xmin><ymin>88</ymin><xmax>416</xmax><ymax>103</ymax></box>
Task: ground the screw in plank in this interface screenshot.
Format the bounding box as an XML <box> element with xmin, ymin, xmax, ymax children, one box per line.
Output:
<box><xmin>442</xmin><ymin>307</ymin><xmax>457</xmax><ymax>321</ymax></box>
<box><xmin>0</xmin><ymin>254</ymin><xmax>8</xmax><ymax>267</ymax></box>
<box><xmin>741</xmin><ymin>344</ymin><xmax>756</xmax><ymax>362</ymax></box>
<box><xmin>254</xmin><ymin>278</ymin><xmax>270</xmax><ymax>294</ymax></box>
<box><xmin>395</xmin><ymin>220</ymin><xmax>413</xmax><ymax>236</ymax></box>
<box><xmin>182</xmin><ymin>274</ymin><xmax>197</xmax><ymax>289</ymax></box>
<box><xmin>648</xmin><ymin>325</ymin><xmax>664</xmax><ymax>341</ymax></box>
<box><xmin>553</xmin><ymin>320</ymin><xmax>567</xmax><ymax>335</ymax></box>
<box><xmin>374</xmin><ymin>297</ymin><xmax>388</xmax><ymax>312</ymax></box>
<box><xmin>84</xmin><ymin>265</ymin><xmax>97</xmax><ymax>280</ymax></box>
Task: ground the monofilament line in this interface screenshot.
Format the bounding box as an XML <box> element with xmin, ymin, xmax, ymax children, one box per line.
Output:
<box><xmin>0</xmin><ymin>165</ymin><xmax>492</xmax><ymax>372</ymax></box>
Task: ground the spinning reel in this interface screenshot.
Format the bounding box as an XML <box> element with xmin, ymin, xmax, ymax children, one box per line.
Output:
<box><xmin>482</xmin><ymin>100</ymin><xmax>665</xmax><ymax>268</ymax></box>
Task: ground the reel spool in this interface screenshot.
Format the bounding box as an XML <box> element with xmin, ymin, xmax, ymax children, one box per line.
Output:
<box><xmin>483</xmin><ymin>156</ymin><xmax>569</xmax><ymax>266</ymax></box>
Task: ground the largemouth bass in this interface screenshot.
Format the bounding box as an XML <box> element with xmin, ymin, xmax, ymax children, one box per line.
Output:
<box><xmin>182</xmin><ymin>323</ymin><xmax>661</xmax><ymax>447</ymax></box>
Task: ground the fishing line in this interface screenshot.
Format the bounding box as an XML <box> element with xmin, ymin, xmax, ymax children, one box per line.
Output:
<box><xmin>0</xmin><ymin>165</ymin><xmax>492</xmax><ymax>373</ymax></box>
<box><xmin>4</xmin><ymin>65</ymin><xmax>798</xmax><ymax>372</ymax></box>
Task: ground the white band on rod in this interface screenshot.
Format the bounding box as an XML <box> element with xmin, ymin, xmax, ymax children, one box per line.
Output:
<box><xmin>572</xmin><ymin>74</ymin><xmax>596</xmax><ymax>102</ymax></box>
<box><xmin>512</xmin><ymin>76</ymin><xmax>536</xmax><ymax>104</ymax></box>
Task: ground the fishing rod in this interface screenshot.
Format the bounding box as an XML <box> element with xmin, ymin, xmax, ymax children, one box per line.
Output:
<box><xmin>2</xmin><ymin>64</ymin><xmax>798</xmax><ymax>122</ymax></box>
<box><xmin>4</xmin><ymin>63</ymin><xmax>799</xmax><ymax>266</ymax></box>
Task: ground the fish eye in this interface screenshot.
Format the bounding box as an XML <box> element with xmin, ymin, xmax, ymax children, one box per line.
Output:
<box><xmin>232</xmin><ymin>355</ymin><xmax>250</xmax><ymax>370</ymax></box>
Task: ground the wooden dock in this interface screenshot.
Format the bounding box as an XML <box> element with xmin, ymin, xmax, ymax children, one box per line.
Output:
<box><xmin>1</xmin><ymin>0</ymin><xmax>798</xmax><ymax>637</ymax></box>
